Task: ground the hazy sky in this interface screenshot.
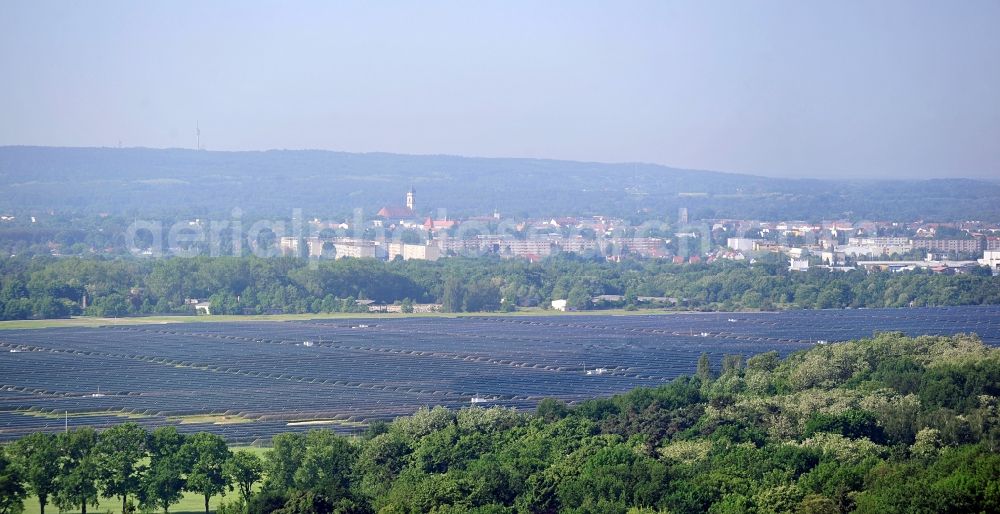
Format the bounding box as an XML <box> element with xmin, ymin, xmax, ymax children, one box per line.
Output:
<box><xmin>2</xmin><ymin>1</ymin><xmax>998</xmax><ymax>179</ymax></box>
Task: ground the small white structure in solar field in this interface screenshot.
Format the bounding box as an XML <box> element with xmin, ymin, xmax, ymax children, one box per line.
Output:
<box><xmin>471</xmin><ymin>396</ymin><xmax>494</xmax><ymax>404</ymax></box>
<box><xmin>586</xmin><ymin>367</ymin><xmax>608</xmax><ymax>376</ymax></box>
<box><xmin>727</xmin><ymin>318</ymin><xmax>738</xmax><ymax>323</ymax></box>
<box><xmin>88</xmin><ymin>386</ymin><xmax>105</xmax><ymax>398</ymax></box>
<box><xmin>302</xmin><ymin>341</ymin><xmax>315</xmax><ymax>347</ymax></box>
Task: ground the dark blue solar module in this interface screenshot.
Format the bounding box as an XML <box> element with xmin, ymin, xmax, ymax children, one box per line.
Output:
<box><xmin>1</xmin><ymin>305</ymin><xmax>997</xmax><ymax>443</ymax></box>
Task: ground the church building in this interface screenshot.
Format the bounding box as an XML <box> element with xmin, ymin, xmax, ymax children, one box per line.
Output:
<box><xmin>376</xmin><ymin>187</ymin><xmax>417</xmax><ymax>219</ymax></box>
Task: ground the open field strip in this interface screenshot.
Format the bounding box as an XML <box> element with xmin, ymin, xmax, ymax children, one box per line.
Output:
<box><xmin>0</xmin><ymin>308</ymin><xmax>679</xmax><ymax>330</ymax></box>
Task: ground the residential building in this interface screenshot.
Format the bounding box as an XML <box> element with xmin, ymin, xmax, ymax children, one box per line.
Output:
<box><xmin>789</xmin><ymin>258</ymin><xmax>810</xmax><ymax>272</ymax></box>
<box><xmin>848</xmin><ymin>237</ymin><xmax>911</xmax><ymax>247</ymax></box>
<box><xmin>332</xmin><ymin>240</ymin><xmax>377</xmax><ymax>259</ymax></box>
<box><xmin>856</xmin><ymin>259</ymin><xmax>979</xmax><ymax>273</ymax></box>
<box><xmin>821</xmin><ymin>250</ymin><xmax>847</xmax><ymax>265</ymax></box>
<box><xmin>424</xmin><ymin>217</ymin><xmax>458</xmax><ymax>231</ymax></box>
<box><xmin>278</xmin><ymin>237</ymin><xmax>304</xmax><ymax>256</ymax></box>
<box><xmin>910</xmin><ymin>238</ymin><xmax>983</xmax><ymax>254</ymax></box>
<box><xmin>979</xmin><ymin>250</ymin><xmax>1000</xmax><ymax>273</ymax></box>
<box><xmin>387</xmin><ymin>242</ymin><xmax>441</xmax><ymax>261</ymax></box>
<box><xmin>606</xmin><ymin>237</ymin><xmax>667</xmax><ymax>257</ymax></box>
<box><xmin>726</xmin><ymin>237</ymin><xmax>757</xmax><ymax>253</ymax></box>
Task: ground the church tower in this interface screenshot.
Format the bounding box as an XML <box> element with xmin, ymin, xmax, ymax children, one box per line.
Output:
<box><xmin>406</xmin><ymin>186</ymin><xmax>415</xmax><ymax>211</ymax></box>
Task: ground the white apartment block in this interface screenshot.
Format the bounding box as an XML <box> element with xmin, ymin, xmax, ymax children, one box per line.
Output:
<box><xmin>387</xmin><ymin>242</ymin><xmax>441</xmax><ymax>261</ymax></box>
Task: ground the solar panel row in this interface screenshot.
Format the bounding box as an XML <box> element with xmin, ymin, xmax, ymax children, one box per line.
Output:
<box><xmin>1</xmin><ymin>305</ymin><xmax>996</xmax><ymax>443</ymax></box>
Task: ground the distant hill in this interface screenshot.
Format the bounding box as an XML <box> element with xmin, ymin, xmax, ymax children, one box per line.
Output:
<box><xmin>0</xmin><ymin>146</ymin><xmax>997</xmax><ymax>221</ymax></box>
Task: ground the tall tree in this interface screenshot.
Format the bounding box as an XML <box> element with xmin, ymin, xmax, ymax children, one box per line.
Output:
<box><xmin>10</xmin><ymin>432</ymin><xmax>59</xmax><ymax>514</ymax></box>
<box><xmin>722</xmin><ymin>354</ymin><xmax>744</xmax><ymax>374</ymax></box>
<box><xmin>0</xmin><ymin>447</ymin><xmax>26</xmax><ymax>514</ymax></box>
<box><xmin>697</xmin><ymin>352</ymin><xmax>714</xmax><ymax>382</ymax></box>
<box><xmin>180</xmin><ymin>433</ymin><xmax>231</xmax><ymax>514</ymax></box>
<box><xmin>264</xmin><ymin>432</ymin><xmax>307</xmax><ymax>491</ymax></box>
<box><xmin>224</xmin><ymin>450</ymin><xmax>264</xmax><ymax>505</ymax></box>
<box><xmin>441</xmin><ymin>276</ymin><xmax>465</xmax><ymax>312</ymax></box>
<box><xmin>142</xmin><ymin>456</ymin><xmax>186</xmax><ymax>514</ymax></box>
<box><xmin>54</xmin><ymin>428</ymin><xmax>100</xmax><ymax>514</ymax></box>
<box><xmin>95</xmin><ymin>423</ymin><xmax>148</xmax><ymax>514</ymax></box>
<box><xmin>142</xmin><ymin>427</ymin><xmax>187</xmax><ymax>514</ymax></box>
<box><xmin>463</xmin><ymin>279</ymin><xmax>501</xmax><ymax>312</ymax></box>
<box><xmin>293</xmin><ymin>430</ymin><xmax>357</xmax><ymax>500</ymax></box>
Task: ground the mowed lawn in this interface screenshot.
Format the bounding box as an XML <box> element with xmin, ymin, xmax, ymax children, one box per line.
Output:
<box><xmin>19</xmin><ymin>447</ymin><xmax>269</xmax><ymax>514</ymax></box>
<box><xmin>22</xmin><ymin>492</ymin><xmax>225</xmax><ymax>514</ymax></box>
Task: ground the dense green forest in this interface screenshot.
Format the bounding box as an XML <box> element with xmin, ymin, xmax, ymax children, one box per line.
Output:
<box><xmin>2</xmin><ymin>333</ymin><xmax>999</xmax><ymax>513</ymax></box>
<box><xmin>1</xmin><ymin>254</ymin><xmax>998</xmax><ymax>320</ymax></box>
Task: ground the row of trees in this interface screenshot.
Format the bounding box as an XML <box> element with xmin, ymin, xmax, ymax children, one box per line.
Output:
<box><xmin>1</xmin><ymin>253</ymin><xmax>999</xmax><ymax>320</ymax></box>
<box><xmin>0</xmin><ymin>425</ymin><xmax>262</xmax><ymax>514</ymax></box>
<box><xmin>3</xmin><ymin>332</ymin><xmax>999</xmax><ymax>513</ymax></box>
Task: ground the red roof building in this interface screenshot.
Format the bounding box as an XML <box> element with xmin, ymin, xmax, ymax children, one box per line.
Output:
<box><xmin>424</xmin><ymin>217</ymin><xmax>458</xmax><ymax>230</ymax></box>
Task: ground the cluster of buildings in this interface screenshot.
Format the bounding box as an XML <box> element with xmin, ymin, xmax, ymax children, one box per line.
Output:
<box><xmin>277</xmin><ymin>189</ymin><xmax>670</xmax><ymax>262</ymax></box>
<box><xmin>278</xmin><ymin>233</ymin><xmax>669</xmax><ymax>262</ymax></box>
<box><xmin>720</xmin><ymin>221</ymin><xmax>1000</xmax><ymax>274</ymax></box>
<box><xmin>267</xmin><ymin>190</ymin><xmax>1000</xmax><ymax>274</ymax></box>
<box><xmin>839</xmin><ymin>236</ymin><xmax>987</xmax><ymax>257</ymax></box>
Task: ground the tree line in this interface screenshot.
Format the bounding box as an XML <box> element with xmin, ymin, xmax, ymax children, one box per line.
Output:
<box><xmin>0</xmin><ymin>425</ymin><xmax>250</xmax><ymax>514</ymax></box>
<box><xmin>1</xmin><ymin>253</ymin><xmax>999</xmax><ymax>321</ymax></box>
<box><xmin>2</xmin><ymin>332</ymin><xmax>999</xmax><ymax>513</ymax></box>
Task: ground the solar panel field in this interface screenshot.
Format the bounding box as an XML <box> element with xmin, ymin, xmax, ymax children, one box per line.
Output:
<box><xmin>2</xmin><ymin>306</ymin><xmax>998</xmax><ymax>444</ymax></box>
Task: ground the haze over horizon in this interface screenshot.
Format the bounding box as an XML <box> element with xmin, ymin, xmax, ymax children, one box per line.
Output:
<box><xmin>2</xmin><ymin>1</ymin><xmax>998</xmax><ymax>180</ymax></box>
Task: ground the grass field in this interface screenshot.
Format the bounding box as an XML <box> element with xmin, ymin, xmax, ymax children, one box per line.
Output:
<box><xmin>22</xmin><ymin>491</ymin><xmax>224</xmax><ymax>514</ymax></box>
<box><xmin>19</xmin><ymin>447</ymin><xmax>269</xmax><ymax>514</ymax></box>
<box><xmin>165</xmin><ymin>414</ymin><xmax>254</xmax><ymax>425</ymax></box>
<box><xmin>0</xmin><ymin>308</ymin><xmax>679</xmax><ymax>330</ymax></box>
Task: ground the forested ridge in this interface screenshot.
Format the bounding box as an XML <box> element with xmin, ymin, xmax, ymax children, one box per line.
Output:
<box><xmin>4</xmin><ymin>146</ymin><xmax>1000</xmax><ymax>221</ymax></box>
<box><xmin>2</xmin><ymin>332</ymin><xmax>999</xmax><ymax>513</ymax></box>
<box><xmin>1</xmin><ymin>254</ymin><xmax>999</xmax><ymax>320</ymax></box>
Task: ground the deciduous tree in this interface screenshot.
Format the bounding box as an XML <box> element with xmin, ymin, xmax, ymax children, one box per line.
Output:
<box><xmin>0</xmin><ymin>447</ymin><xmax>26</xmax><ymax>514</ymax></box>
<box><xmin>180</xmin><ymin>433</ymin><xmax>231</xmax><ymax>514</ymax></box>
<box><xmin>10</xmin><ymin>432</ymin><xmax>59</xmax><ymax>514</ymax></box>
<box><xmin>54</xmin><ymin>428</ymin><xmax>100</xmax><ymax>514</ymax></box>
<box><xmin>95</xmin><ymin>422</ymin><xmax>148</xmax><ymax>514</ymax></box>
<box><xmin>224</xmin><ymin>450</ymin><xmax>264</xmax><ymax>504</ymax></box>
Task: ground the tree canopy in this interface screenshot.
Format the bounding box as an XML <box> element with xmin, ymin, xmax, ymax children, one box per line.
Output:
<box><xmin>2</xmin><ymin>254</ymin><xmax>999</xmax><ymax>320</ymax></box>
